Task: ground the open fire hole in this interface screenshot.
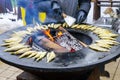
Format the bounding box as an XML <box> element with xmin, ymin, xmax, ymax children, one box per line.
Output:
<box><xmin>27</xmin><ymin>27</ymin><xmax>90</xmax><ymax>54</ymax></box>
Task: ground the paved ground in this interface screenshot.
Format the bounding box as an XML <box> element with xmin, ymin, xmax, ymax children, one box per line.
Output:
<box><xmin>100</xmin><ymin>58</ymin><xmax>120</xmax><ymax>80</ymax></box>
<box><xmin>0</xmin><ymin>61</ymin><xmax>23</xmax><ymax>80</ymax></box>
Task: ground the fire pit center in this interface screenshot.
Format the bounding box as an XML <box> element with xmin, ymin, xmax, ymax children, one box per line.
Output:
<box><xmin>27</xmin><ymin>27</ymin><xmax>92</xmax><ymax>54</ymax></box>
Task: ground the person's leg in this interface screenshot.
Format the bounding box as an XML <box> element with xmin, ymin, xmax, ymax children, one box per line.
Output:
<box><xmin>33</xmin><ymin>8</ymin><xmax>40</xmax><ymax>24</ymax></box>
<box><xmin>33</xmin><ymin>3</ymin><xmax>45</xmax><ymax>24</ymax></box>
<box><xmin>17</xmin><ymin>7</ymin><xmax>22</xmax><ymax>19</ymax></box>
<box><xmin>25</xmin><ymin>8</ymin><xmax>33</xmax><ymax>24</ymax></box>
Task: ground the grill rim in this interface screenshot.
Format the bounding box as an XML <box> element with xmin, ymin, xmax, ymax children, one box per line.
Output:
<box><xmin>0</xmin><ymin>24</ymin><xmax>120</xmax><ymax>72</ymax></box>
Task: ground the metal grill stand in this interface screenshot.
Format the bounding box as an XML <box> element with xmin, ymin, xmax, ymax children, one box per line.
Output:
<box><xmin>17</xmin><ymin>67</ymin><xmax>101</xmax><ymax>80</ymax></box>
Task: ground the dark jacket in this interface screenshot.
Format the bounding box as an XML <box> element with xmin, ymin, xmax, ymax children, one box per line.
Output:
<box><xmin>37</xmin><ymin>0</ymin><xmax>91</xmax><ymax>23</ymax></box>
<box><xmin>52</xmin><ymin>0</ymin><xmax>91</xmax><ymax>17</ymax></box>
<box><xmin>17</xmin><ymin>0</ymin><xmax>91</xmax><ymax>24</ymax></box>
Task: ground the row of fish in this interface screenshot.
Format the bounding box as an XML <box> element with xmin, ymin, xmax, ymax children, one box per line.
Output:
<box><xmin>2</xmin><ymin>23</ymin><xmax>120</xmax><ymax>62</ymax></box>
<box><xmin>69</xmin><ymin>24</ymin><xmax>119</xmax><ymax>52</ymax></box>
<box><xmin>2</xmin><ymin>42</ymin><xmax>56</xmax><ymax>62</ymax></box>
<box><xmin>1</xmin><ymin>24</ymin><xmax>59</xmax><ymax>62</ymax></box>
<box><xmin>24</xmin><ymin>24</ymin><xmax>120</xmax><ymax>52</ymax></box>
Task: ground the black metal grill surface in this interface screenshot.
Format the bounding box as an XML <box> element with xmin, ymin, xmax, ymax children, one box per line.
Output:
<box><xmin>0</xmin><ymin>25</ymin><xmax>120</xmax><ymax>73</ymax></box>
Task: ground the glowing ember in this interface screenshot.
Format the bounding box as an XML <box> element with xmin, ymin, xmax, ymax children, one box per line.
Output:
<box><xmin>56</xmin><ymin>31</ymin><xmax>63</xmax><ymax>38</ymax></box>
<box><xmin>43</xmin><ymin>29</ymin><xmax>54</xmax><ymax>42</ymax></box>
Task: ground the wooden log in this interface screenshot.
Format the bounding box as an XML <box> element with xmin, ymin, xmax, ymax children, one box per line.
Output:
<box><xmin>58</xmin><ymin>27</ymin><xmax>88</xmax><ymax>47</ymax></box>
<box><xmin>40</xmin><ymin>37</ymin><xmax>69</xmax><ymax>53</ymax></box>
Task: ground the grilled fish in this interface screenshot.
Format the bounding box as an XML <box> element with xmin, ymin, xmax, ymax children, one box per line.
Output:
<box><xmin>4</xmin><ymin>37</ymin><xmax>23</xmax><ymax>43</ymax></box>
<box><xmin>19</xmin><ymin>51</ymin><xmax>37</xmax><ymax>58</ymax></box>
<box><xmin>4</xmin><ymin>44</ymin><xmax>28</xmax><ymax>52</ymax></box>
<box><xmin>12</xmin><ymin>47</ymin><xmax>32</xmax><ymax>55</ymax></box>
<box><xmin>47</xmin><ymin>51</ymin><xmax>56</xmax><ymax>63</ymax></box>
<box><xmin>89</xmin><ymin>44</ymin><xmax>109</xmax><ymax>52</ymax></box>
<box><xmin>36</xmin><ymin>52</ymin><xmax>47</xmax><ymax>61</ymax></box>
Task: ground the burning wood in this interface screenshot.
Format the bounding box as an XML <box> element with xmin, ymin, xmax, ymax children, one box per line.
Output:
<box><xmin>38</xmin><ymin>38</ymin><xmax>69</xmax><ymax>53</ymax></box>
<box><xmin>54</xmin><ymin>27</ymin><xmax>85</xmax><ymax>52</ymax></box>
<box><xmin>58</xmin><ymin>27</ymin><xmax>87</xmax><ymax>47</ymax></box>
<box><xmin>43</xmin><ymin>29</ymin><xmax>54</xmax><ymax>42</ymax></box>
<box><xmin>27</xmin><ymin>27</ymin><xmax>86</xmax><ymax>53</ymax></box>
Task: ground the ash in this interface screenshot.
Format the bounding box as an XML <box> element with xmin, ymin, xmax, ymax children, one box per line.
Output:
<box><xmin>55</xmin><ymin>32</ymin><xmax>83</xmax><ymax>51</ymax></box>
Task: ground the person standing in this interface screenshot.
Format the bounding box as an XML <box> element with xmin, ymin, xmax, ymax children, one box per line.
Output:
<box><xmin>17</xmin><ymin>0</ymin><xmax>91</xmax><ymax>25</ymax></box>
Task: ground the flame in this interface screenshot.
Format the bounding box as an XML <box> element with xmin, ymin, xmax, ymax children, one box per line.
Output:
<box><xmin>43</xmin><ymin>29</ymin><xmax>63</xmax><ymax>42</ymax></box>
<box><xmin>57</xmin><ymin>31</ymin><xmax>63</xmax><ymax>38</ymax></box>
<box><xmin>43</xmin><ymin>29</ymin><xmax>54</xmax><ymax>41</ymax></box>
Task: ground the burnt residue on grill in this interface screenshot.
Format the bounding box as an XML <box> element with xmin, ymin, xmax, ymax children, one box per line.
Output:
<box><xmin>53</xmin><ymin>51</ymin><xmax>86</xmax><ymax>67</ymax></box>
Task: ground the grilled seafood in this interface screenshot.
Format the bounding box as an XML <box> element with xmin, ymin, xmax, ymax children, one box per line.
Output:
<box><xmin>27</xmin><ymin>52</ymin><xmax>38</xmax><ymax>58</ymax></box>
<box><xmin>96</xmin><ymin>40</ymin><xmax>120</xmax><ymax>45</ymax></box>
<box><xmin>36</xmin><ymin>52</ymin><xmax>47</xmax><ymax>61</ymax></box>
<box><xmin>6</xmin><ymin>43</ymin><xmax>26</xmax><ymax>48</ymax></box>
<box><xmin>71</xmin><ymin>24</ymin><xmax>79</xmax><ymax>28</ymax></box>
<box><xmin>95</xmin><ymin>43</ymin><xmax>112</xmax><ymax>49</ymax></box>
<box><xmin>4</xmin><ymin>44</ymin><xmax>28</xmax><ymax>52</ymax></box>
<box><xmin>47</xmin><ymin>23</ymin><xmax>54</xmax><ymax>28</ymax></box>
<box><xmin>47</xmin><ymin>51</ymin><xmax>56</xmax><ymax>63</ymax></box>
<box><xmin>99</xmin><ymin>37</ymin><xmax>116</xmax><ymax>40</ymax></box>
<box><xmin>26</xmin><ymin>27</ymin><xmax>35</xmax><ymax>33</ymax></box>
<box><xmin>76</xmin><ymin>25</ymin><xmax>87</xmax><ymax>29</ymax></box>
<box><xmin>19</xmin><ymin>51</ymin><xmax>37</xmax><ymax>58</ymax></box>
<box><xmin>11</xmin><ymin>47</ymin><xmax>32</xmax><ymax>55</ymax></box>
<box><xmin>53</xmin><ymin>24</ymin><xmax>61</xmax><ymax>29</ymax></box>
<box><xmin>4</xmin><ymin>37</ymin><xmax>23</xmax><ymax>43</ymax></box>
<box><xmin>98</xmin><ymin>33</ymin><xmax>118</xmax><ymax>38</ymax></box>
<box><xmin>33</xmin><ymin>52</ymin><xmax>42</xmax><ymax>59</ymax></box>
<box><xmin>62</xmin><ymin>23</ymin><xmax>68</xmax><ymax>28</ymax></box>
<box><xmin>1</xmin><ymin>42</ymin><xmax>20</xmax><ymax>47</ymax></box>
<box><xmin>89</xmin><ymin>44</ymin><xmax>109</xmax><ymax>52</ymax></box>
<box><xmin>11</xmin><ymin>31</ymin><xmax>31</xmax><ymax>37</ymax></box>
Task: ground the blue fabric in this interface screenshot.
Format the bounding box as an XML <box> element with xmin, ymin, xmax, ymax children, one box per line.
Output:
<box><xmin>17</xmin><ymin>0</ymin><xmax>91</xmax><ymax>24</ymax></box>
<box><xmin>17</xmin><ymin>0</ymin><xmax>28</xmax><ymax>8</ymax></box>
<box><xmin>17</xmin><ymin>0</ymin><xmax>40</xmax><ymax>24</ymax></box>
<box><xmin>17</xmin><ymin>0</ymin><xmax>63</xmax><ymax>25</ymax></box>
